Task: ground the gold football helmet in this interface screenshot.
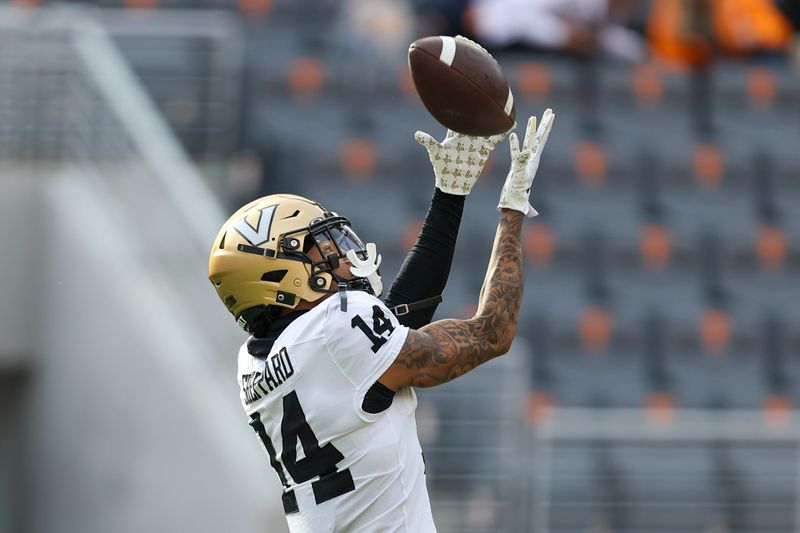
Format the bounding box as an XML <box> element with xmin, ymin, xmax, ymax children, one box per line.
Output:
<box><xmin>208</xmin><ymin>193</ymin><xmax>371</xmax><ymax>331</ymax></box>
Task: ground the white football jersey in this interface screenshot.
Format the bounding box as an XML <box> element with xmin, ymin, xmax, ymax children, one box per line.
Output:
<box><xmin>237</xmin><ymin>290</ymin><xmax>436</xmax><ymax>533</ymax></box>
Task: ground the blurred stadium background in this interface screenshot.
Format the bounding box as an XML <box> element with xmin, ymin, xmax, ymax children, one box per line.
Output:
<box><xmin>0</xmin><ymin>0</ymin><xmax>799</xmax><ymax>532</ymax></box>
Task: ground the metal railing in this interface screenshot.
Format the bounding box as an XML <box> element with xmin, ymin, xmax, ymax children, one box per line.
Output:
<box><xmin>531</xmin><ymin>408</ymin><xmax>800</xmax><ymax>533</ymax></box>
<box><xmin>0</xmin><ymin>4</ymin><xmax>225</xmax><ymax>251</ymax></box>
<box><xmin>97</xmin><ymin>7</ymin><xmax>244</xmax><ymax>161</ymax></box>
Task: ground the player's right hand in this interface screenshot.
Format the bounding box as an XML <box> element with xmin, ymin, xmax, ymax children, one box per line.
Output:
<box><xmin>497</xmin><ymin>109</ymin><xmax>555</xmax><ymax>217</ymax></box>
<box><xmin>415</xmin><ymin>128</ymin><xmax>508</xmax><ymax>196</ymax></box>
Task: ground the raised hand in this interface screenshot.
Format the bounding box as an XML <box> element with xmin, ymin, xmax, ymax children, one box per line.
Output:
<box><xmin>497</xmin><ymin>109</ymin><xmax>555</xmax><ymax>217</ymax></box>
<box><xmin>416</xmin><ymin>128</ymin><xmax>509</xmax><ymax>195</ymax></box>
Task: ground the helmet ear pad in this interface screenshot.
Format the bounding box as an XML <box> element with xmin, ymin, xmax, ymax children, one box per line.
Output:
<box><xmin>309</xmin><ymin>274</ymin><xmax>330</xmax><ymax>291</ymax></box>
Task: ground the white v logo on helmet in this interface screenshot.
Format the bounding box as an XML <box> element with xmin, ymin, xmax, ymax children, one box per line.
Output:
<box><xmin>233</xmin><ymin>205</ymin><xmax>277</xmax><ymax>246</ymax></box>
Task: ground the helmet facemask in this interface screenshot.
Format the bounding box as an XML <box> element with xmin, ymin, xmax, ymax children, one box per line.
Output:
<box><xmin>280</xmin><ymin>214</ymin><xmax>379</xmax><ymax>296</ymax></box>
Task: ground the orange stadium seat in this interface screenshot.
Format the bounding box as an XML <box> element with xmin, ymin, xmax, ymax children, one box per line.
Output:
<box><xmin>763</xmin><ymin>394</ymin><xmax>792</xmax><ymax>430</ymax></box>
<box><xmin>238</xmin><ymin>0</ymin><xmax>273</xmax><ymax>21</ymax></box>
<box><xmin>646</xmin><ymin>392</ymin><xmax>676</xmax><ymax>427</ymax></box>
<box><xmin>756</xmin><ymin>225</ymin><xmax>787</xmax><ymax>271</ymax></box>
<box><xmin>639</xmin><ymin>223</ymin><xmax>672</xmax><ymax>271</ymax></box>
<box><xmin>692</xmin><ymin>143</ymin><xmax>724</xmax><ymax>189</ymax></box>
<box><xmin>523</xmin><ymin>222</ymin><xmax>556</xmax><ymax>268</ymax></box>
<box><xmin>515</xmin><ymin>61</ymin><xmax>552</xmax><ymax>103</ymax></box>
<box><xmin>579</xmin><ymin>306</ymin><xmax>613</xmax><ymax>356</ymax></box>
<box><xmin>524</xmin><ymin>391</ymin><xmax>555</xmax><ymax>426</ymax></box>
<box><xmin>124</xmin><ymin>0</ymin><xmax>158</xmax><ymax>9</ymax></box>
<box><xmin>746</xmin><ymin>66</ymin><xmax>778</xmax><ymax>109</ymax></box>
<box><xmin>396</xmin><ymin>67</ymin><xmax>418</xmax><ymax>101</ymax></box>
<box><xmin>574</xmin><ymin>141</ymin><xmax>607</xmax><ymax>187</ymax></box>
<box><xmin>631</xmin><ymin>64</ymin><xmax>664</xmax><ymax>108</ymax></box>
<box><xmin>340</xmin><ymin>138</ymin><xmax>377</xmax><ymax>182</ymax></box>
<box><xmin>699</xmin><ymin>308</ymin><xmax>732</xmax><ymax>356</ymax></box>
<box><xmin>286</xmin><ymin>57</ymin><xmax>326</xmax><ymax>101</ymax></box>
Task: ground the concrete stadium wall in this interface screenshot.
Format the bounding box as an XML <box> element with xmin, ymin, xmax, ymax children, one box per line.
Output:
<box><xmin>0</xmin><ymin>168</ymin><xmax>38</xmax><ymax>532</ymax></box>
<box><xmin>0</xmin><ymin>168</ymin><xmax>288</xmax><ymax>533</ymax></box>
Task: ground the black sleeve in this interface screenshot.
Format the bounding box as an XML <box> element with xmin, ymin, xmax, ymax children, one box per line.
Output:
<box><xmin>384</xmin><ymin>187</ymin><xmax>466</xmax><ymax>329</ymax></box>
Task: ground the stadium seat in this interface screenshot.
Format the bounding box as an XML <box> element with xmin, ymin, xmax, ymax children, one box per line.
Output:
<box><xmin>639</xmin><ymin>223</ymin><xmax>672</xmax><ymax>271</ymax></box>
<box><xmin>646</xmin><ymin>392</ymin><xmax>676</xmax><ymax>426</ymax></box>
<box><xmin>523</xmin><ymin>222</ymin><xmax>556</xmax><ymax>268</ymax></box>
<box><xmin>699</xmin><ymin>308</ymin><xmax>732</xmax><ymax>356</ymax></box>
<box><xmin>756</xmin><ymin>225</ymin><xmax>787</xmax><ymax>271</ymax></box>
<box><xmin>339</xmin><ymin>138</ymin><xmax>377</xmax><ymax>181</ymax></box>
<box><xmin>524</xmin><ymin>391</ymin><xmax>554</xmax><ymax>426</ymax></box>
<box><xmin>631</xmin><ymin>63</ymin><xmax>664</xmax><ymax>108</ymax></box>
<box><xmin>238</xmin><ymin>0</ymin><xmax>273</xmax><ymax>20</ymax></box>
<box><xmin>395</xmin><ymin>66</ymin><xmax>417</xmax><ymax>102</ymax></box>
<box><xmin>573</xmin><ymin>140</ymin><xmax>608</xmax><ymax>187</ymax></box>
<box><xmin>692</xmin><ymin>143</ymin><xmax>725</xmax><ymax>189</ymax></box>
<box><xmin>515</xmin><ymin>61</ymin><xmax>552</xmax><ymax>104</ymax></box>
<box><xmin>763</xmin><ymin>394</ymin><xmax>792</xmax><ymax>429</ymax></box>
<box><xmin>745</xmin><ymin>66</ymin><xmax>778</xmax><ymax>109</ymax></box>
<box><xmin>124</xmin><ymin>0</ymin><xmax>158</xmax><ymax>9</ymax></box>
<box><xmin>286</xmin><ymin>56</ymin><xmax>326</xmax><ymax>101</ymax></box>
<box><xmin>579</xmin><ymin>306</ymin><xmax>613</xmax><ymax>356</ymax></box>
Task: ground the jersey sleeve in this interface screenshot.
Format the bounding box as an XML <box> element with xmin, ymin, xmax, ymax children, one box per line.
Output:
<box><xmin>323</xmin><ymin>291</ymin><xmax>409</xmax><ymax>419</ymax></box>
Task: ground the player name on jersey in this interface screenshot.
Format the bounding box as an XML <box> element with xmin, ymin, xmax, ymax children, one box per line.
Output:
<box><xmin>241</xmin><ymin>347</ymin><xmax>295</xmax><ymax>405</ymax></box>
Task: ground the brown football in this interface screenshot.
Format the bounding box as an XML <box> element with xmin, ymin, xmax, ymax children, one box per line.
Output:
<box><xmin>408</xmin><ymin>35</ymin><xmax>515</xmax><ymax>136</ymax></box>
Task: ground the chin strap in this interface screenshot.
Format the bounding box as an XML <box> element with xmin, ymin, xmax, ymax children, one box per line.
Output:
<box><xmin>337</xmin><ymin>281</ymin><xmax>348</xmax><ymax>312</ymax></box>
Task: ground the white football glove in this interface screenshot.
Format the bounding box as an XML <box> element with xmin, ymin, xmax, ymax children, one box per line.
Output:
<box><xmin>346</xmin><ymin>243</ymin><xmax>383</xmax><ymax>297</ymax></box>
<box><xmin>497</xmin><ymin>109</ymin><xmax>555</xmax><ymax>217</ymax></box>
<box><xmin>415</xmin><ymin>128</ymin><xmax>509</xmax><ymax>195</ymax></box>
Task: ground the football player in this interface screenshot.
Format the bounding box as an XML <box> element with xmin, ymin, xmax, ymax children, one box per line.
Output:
<box><xmin>208</xmin><ymin>110</ymin><xmax>554</xmax><ymax>532</ymax></box>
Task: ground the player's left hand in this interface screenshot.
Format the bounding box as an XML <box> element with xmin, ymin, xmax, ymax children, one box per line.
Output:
<box><xmin>415</xmin><ymin>128</ymin><xmax>509</xmax><ymax>196</ymax></box>
<box><xmin>347</xmin><ymin>243</ymin><xmax>383</xmax><ymax>297</ymax></box>
<box><xmin>497</xmin><ymin>109</ymin><xmax>554</xmax><ymax>217</ymax></box>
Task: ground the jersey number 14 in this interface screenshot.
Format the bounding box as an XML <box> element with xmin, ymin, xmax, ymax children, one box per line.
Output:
<box><xmin>351</xmin><ymin>305</ymin><xmax>395</xmax><ymax>353</ymax></box>
<box><xmin>249</xmin><ymin>391</ymin><xmax>355</xmax><ymax>505</ymax></box>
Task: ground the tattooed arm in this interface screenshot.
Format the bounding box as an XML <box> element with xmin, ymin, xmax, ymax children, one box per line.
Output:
<box><xmin>378</xmin><ymin>110</ymin><xmax>554</xmax><ymax>390</ymax></box>
<box><xmin>379</xmin><ymin>209</ymin><xmax>525</xmax><ymax>389</ymax></box>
